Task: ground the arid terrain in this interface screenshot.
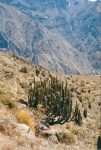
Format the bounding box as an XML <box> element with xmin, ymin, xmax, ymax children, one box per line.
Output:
<box><xmin>0</xmin><ymin>51</ymin><xmax>100</xmax><ymax>150</ymax></box>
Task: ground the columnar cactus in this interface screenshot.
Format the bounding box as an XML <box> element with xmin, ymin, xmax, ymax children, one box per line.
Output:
<box><xmin>28</xmin><ymin>76</ymin><xmax>82</xmax><ymax>125</ymax></box>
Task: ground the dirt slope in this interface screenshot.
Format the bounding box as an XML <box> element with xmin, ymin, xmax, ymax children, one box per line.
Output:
<box><xmin>0</xmin><ymin>51</ymin><xmax>100</xmax><ymax>150</ymax></box>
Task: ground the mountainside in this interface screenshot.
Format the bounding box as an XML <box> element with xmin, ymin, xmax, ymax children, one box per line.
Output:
<box><xmin>0</xmin><ymin>51</ymin><xmax>100</xmax><ymax>150</ymax></box>
<box><xmin>0</xmin><ymin>2</ymin><xmax>95</xmax><ymax>75</ymax></box>
<box><xmin>1</xmin><ymin>0</ymin><xmax>100</xmax><ymax>74</ymax></box>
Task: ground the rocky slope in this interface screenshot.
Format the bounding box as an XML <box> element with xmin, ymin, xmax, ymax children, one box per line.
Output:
<box><xmin>25</xmin><ymin>0</ymin><xmax>101</xmax><ymax>73</ymax></box>
<box><xmin>0</xmin><ymin>51</ymin><xmax>100</xmax><ymax>150</ymax></box>
<box><xmin>0</xmin><ymin>3</ymin><xmax>94</xmax><ymax>75</ymax></box>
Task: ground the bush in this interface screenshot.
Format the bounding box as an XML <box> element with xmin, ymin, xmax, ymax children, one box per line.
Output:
<box><xmin>57</xmin><ymin>132</ymin><xmax>75</xmax><ymax>145</ymax></box>
<box><xmin>4</xmin><ymin>70</ymin><xmax>14</xmax><ymax>78</ymax></box>
<box><xmin>4</xmin><ymin>100</ymin><xmax>15</xmax><ymax>109</ymax></box>
<box><xmin>19</xmin><ymin>67</ymin><xmax>28</xmax><ymax>73</ymax></box>
<box><xmin>0</xmin><ymin>98</ymin><xmax>17</xmax><ymax>110</ymax></box>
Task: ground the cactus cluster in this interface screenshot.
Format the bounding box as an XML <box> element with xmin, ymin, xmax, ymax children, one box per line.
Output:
<box><xmin>28</xmin><ymin>76</ymin><xmax>83</xmax><ymax>125</ymax></box>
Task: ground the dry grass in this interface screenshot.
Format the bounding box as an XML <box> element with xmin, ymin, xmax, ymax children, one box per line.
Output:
<box><xmin>0</xmin><ymin>94</ymin><xmax>18</xmax><ymax>111</ymax></box>
<box><xmin>0</xmin><ymin>114</ymin><xmax>17</xmax><ymax>137</ymax></box>
<box><xmin>17</xmin><ymin>111</ymin><xmax>35</xmax><ymax>132</ymax></box>
<box><xmin>71</xmin><ymin>126</ymin><xmax>86</xmax><ymax>138</ymax></box>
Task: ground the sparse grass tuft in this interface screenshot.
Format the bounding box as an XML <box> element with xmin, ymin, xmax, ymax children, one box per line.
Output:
<box><xmin>20</xmin><ymin>82</ymin><xmax>29</xmax><ymax>89</ymax></box>
<box><xmin>71</xmin><ymin>126</ymin><xmax>86</xmax><ymax>138</ymax></box>
<box><xmin>0</xmin><ymin>93</ymin><xmax>17</xmax><ymax>110</ymax></box>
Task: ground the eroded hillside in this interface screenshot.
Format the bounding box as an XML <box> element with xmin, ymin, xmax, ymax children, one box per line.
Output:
<box><xmin>0</xmin><ymin>51</ymin><xmax>100</xmax><ymax>150</ymax></box>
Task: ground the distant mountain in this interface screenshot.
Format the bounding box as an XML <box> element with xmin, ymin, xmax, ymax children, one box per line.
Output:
<box><xmin>0</xmin><ymin>3</ymin><xmax>95</xmax><ymax>74</ymax></box>
<box><xmin>0</xmin><ymin>0</ymin><xmax>100</xmax><ymax>74</ymax></box>
<box><xmin>4</xmin><ymin>0</ymin><xmax>100</xmax><ymax>74</ymax></box>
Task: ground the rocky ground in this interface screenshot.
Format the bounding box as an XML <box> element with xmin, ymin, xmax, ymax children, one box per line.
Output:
<box><xmin>0</xmin><ymin>51</ymin><xmax>100</xmax><ymax>150</ymax></box>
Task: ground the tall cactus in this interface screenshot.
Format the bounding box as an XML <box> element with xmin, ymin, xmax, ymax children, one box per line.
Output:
<box><xmin>28</xmin><ymin>75</ymin><xmax>82</xmax><ymax>125</ymax></box>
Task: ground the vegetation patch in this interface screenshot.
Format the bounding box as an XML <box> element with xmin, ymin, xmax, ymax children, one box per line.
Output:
<box><xmin>57</xmin><ymin>132</ymin><xmax>75</xmax><ymax>145</ymax></box>
<box><xmin>0</xmin><ymin>90</ymin><xmax>17</xmax><ymax>109</ymax></box>
<box><xmin>0</xmin><ymin>98</ymin><xmax>17</xmax><ymax>110</ymax></box>
<box><xmin>28</xmin><ymin>76</ymin><xmax>83</xmax><ymax>125</ymax></box>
